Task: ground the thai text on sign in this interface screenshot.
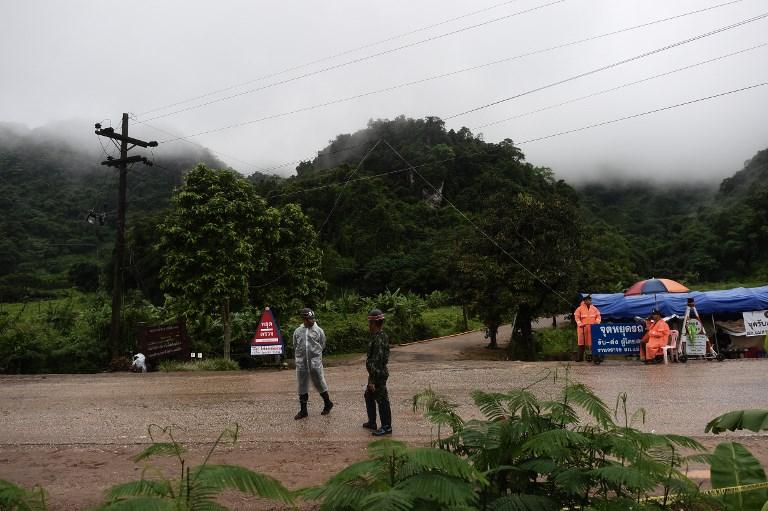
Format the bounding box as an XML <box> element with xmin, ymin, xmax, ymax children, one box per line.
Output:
<box><xmin>251</xmin><ymin>308</ymin><xmax>284</xmax><ymax>356</ymax></box>
<box><xmin>743</xmin><ymin>310</ymin><xmax>768</xmax><ymax>336</ymax></box>
<box><xmin>590</xmin><ymin>323</ymin><xmax>644</xmax><ymax>355</ymax></box>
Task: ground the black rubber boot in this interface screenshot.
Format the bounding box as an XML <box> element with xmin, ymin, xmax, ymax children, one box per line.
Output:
<box><xmin>320</xmin><ymin>391</ymin><xmax>334</xmax><ymax>415</ymax></box>
<box><xmin>363</xmin><ymin>390</ymin><xmax>377</xmax><ymax>429</ymax></box>
<box><xmin>294</xmin><ymin>394</ymin><xmax>308</xmax><ymax>420</ymax></box>
<box><xmin>576</xmin><ymin>346</ymin><xmax>585</xmax><ymax>362</ymax></box>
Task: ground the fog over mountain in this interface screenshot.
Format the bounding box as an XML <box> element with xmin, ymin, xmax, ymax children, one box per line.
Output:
<box><xmin>1</xmin><ymin>1</ymin><xmax>766</xmax><ymax>181</ymax></box>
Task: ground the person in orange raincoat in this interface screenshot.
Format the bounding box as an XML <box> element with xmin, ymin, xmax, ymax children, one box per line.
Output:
<box><xmin>640</xmin><ymin>309</ymin><xmax>670</xmax><ymax>364</ymax></box>
<box><xmin>574</xmin><ymin>295</ymin><xmax>601</xmax><ymax>361</ymax></box>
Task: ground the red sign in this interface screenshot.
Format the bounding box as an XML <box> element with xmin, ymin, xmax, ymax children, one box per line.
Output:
<box><xmin>250</xmin><ymin>308</ymin><xmax>284</xmax><ymax>356</ymax></box>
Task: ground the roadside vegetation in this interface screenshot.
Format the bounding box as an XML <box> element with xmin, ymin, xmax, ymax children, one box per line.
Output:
<box><xmin>3</xmin><ymin>379</ymin><xmax>767</xmax><ymax>510</ymax></box>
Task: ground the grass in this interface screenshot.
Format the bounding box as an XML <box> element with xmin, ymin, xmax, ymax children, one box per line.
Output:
<box><xmin>0</xmin><ymin>291</ymin><xmax>88</xmax><ymax>321</ymax></box>
<box><xmin>421</xmin><ymin>306</ymin><xmax>484</xmax><ymax>337</ymax></box>
<box><xmin>158</xmin><ymin>358</ymin><xmax>240</xmax><ymax>372</ymax></box>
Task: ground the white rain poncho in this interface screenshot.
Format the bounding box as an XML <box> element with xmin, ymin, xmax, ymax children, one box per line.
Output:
<box><xmin>292</xmin><ymin>322</ymin><xmax>328</xmax><ymax>395</ymax></box>
<box><xmin>131</xmin><ymin>353</ymin><xmax>147</xmax><ymax>373</ymax></box>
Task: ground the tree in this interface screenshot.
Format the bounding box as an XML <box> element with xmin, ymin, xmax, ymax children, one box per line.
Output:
<box><xmin>250</xmin><ymin>203</ymin><xmax>326</xmax><ymax>316</ymax></box>
<box><xmin>453</xmin><ymin>190</ymin><xmax>583</xmax><ymax>360</ymax></box>
<box><xmin>158</xmin><ymin>164</ymin><xmax>275</xmax><ymax>359</ymax></box>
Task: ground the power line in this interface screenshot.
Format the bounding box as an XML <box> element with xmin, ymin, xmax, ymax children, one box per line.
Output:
<box><xmin>444</xmin><ymin>10</ymin><xmax>768</xmax><ymax>120</ymax></box>
<box><xmin>381</xmin><ymin>139</ymin><xmax>574</xmax><ymax>306</ymax></box>
<box><xmin>155</xmin><ymin>0</ymin><xmax>752</xmax><ymax>146</ymax></box>
<box><xmin>138</xmin><ymin>0</ymin><xmax>567</xmax><ymax>123</ymax></box>
<box><xmin>475</xmin><ymin>42</ymin><xmax>768</xmax><ymax>129</ymax></box>
<box><xmin>137</xmin><ymin>0</ymin><xmax>527</xmax><ymax>117</ymax></box>
<box><xmin>266</xmin><ymin>80</ymin><xmax>768</xmax><ymax>199</ymax></box>
<box><xmin>515</xmin><ymin>81</ymin><xmax>768</xmax><ymax>145</ymax></box>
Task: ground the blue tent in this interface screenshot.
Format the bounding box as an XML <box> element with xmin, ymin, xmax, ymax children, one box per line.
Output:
<box><xmin>584</xmin><ymin>286</ymin><xmax>768</xmax><ymax>319</ymax></box>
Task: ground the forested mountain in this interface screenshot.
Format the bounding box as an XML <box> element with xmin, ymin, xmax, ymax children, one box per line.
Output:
<box><xmin>1</xmin><ymin>117</ymin><xmax>766</xmax><ymax>305</ymax></box>
<box><xmin>0</xmin><ymin>122</ymin><xmax>222</xmax><ymax>300</ymax></box>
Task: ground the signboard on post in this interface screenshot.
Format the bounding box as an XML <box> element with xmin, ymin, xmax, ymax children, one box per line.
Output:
<box><xmin>743</xmin><ymin>310</ymin><xmax>768</xmax><ymax>336</ymax></box>
<box><xmin>682</xmin><ymin>318</ymin><xmax>708</xmax><ymax>356</ymax></box>
<box><xmin>250</xmin><ymin>308</ymin><xmax>284</xmax><ymax>356</ymax></box>
<box><xmin>137</xmin><ymin>321</ymin><xmax>190</xmax><ymax>361</ymax></box>
<box><xmin>590</xmin><ymin>323</ymin><xmax>644</xmax><ymax>356</ymax></box>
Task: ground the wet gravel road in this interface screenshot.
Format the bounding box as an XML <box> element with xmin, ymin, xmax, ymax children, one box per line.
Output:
<box><xmin>1</xmin><ymin>326</ymin><xmax>767</xmax><ymax>509</ymax></box>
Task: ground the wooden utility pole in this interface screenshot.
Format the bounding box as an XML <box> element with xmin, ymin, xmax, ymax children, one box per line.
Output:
<box><xmin>95</xmin><ymin>114</ymin><xmax>156</xmax><ymax>360</ymax></box>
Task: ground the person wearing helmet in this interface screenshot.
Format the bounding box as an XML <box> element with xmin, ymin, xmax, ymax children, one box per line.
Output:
<box><xmin>292</xmin><ymin>308</ymin><xmax>333</xmax><ymax>419</ymax></box>
<box><xmin>363</xmin><ymin>308</ymin><xmax>392</xmax><ymax>436</ymax></box>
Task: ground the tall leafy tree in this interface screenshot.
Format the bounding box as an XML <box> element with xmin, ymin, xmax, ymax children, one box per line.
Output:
<box><xmin>158</xmin><ymin>164</ymin><xmax>275</xmax><ymax>359</ymax></box>
<box><xmin>453</xmin><ymin>189</ymin><xmax>583</xmax><ymax>360</ymax></box>
<box><xmin>250</xmin><ymin>203</ymin><xmax>326</xmax><ymax>316</ymax></box>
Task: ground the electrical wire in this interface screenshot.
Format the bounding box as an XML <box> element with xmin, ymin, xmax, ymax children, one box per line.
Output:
<box><xmin>475</xmin><ymin>42</ymin><xmax>768</xmax><ymax>129</ymax></box>
<box><xmin>381</xmin><ymin>139</ymin><xmax>575</xmax><ymax>306</ymax></box>
<box><xmin>444</xmin><ymin>10</ymin><xmax>768</xmax><ymax>120</ymax></box>
<box><xmin>137</xmin><ymin>0</ymin><xmax>528</xmax><ymax>117</ymax></box>
<box><xmin>138</xmin><ymin>0</ymin><xmax>567</xmax><ymax>123</ymax></box>
<box><xmin>515</xmin><ymin>81</ymin><xmax>768</xmax><ymax>145</ymax></box>
<box><xmin>265</xmin><ymin>80</ymin><xmax>768</xmax><ymax>200</ymax></box>
<box><xmin>155</xmin><ymin>0</ymin><xmax>751</xmax><ymax>144</ymax></box>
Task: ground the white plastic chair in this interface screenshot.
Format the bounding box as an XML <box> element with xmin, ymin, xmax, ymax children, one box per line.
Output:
<box><xmin>662</xmin><ymin>330</ymin><xmax>679</xmax><ymax>364</ymax></box>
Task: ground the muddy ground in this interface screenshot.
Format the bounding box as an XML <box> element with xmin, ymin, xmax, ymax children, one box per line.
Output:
<box><xmin>2</xmin><ymin>326</ymin><xmax>767</xmax><ymax>510</ymax></box>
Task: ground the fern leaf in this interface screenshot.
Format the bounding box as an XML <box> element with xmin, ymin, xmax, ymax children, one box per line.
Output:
<box><xmin>593</xmin><ymin>464</ymin><xmax>656</xmax><ymax>492</ymax></box>
<box><xmin>539</xmin><ymin>400</ymin><xmax>578</xmax><ymax>426</ymax></box>
<box><xmin>91</xmin><ymin>496</ymin><xmax>177</xmax><ymax>510</ymax></box>
<box><xmin>564</xmin><ymin>384</ymin><xmax>613</xmax><ymax>428</ymax></box>
<box><xmin>401</xmin><ymin>447</ymin><xmax>485</xmax><ymax>482</ymax></box>
<box><xmin>505</xmin><ymin>389</ymin><xmax>541</xmax><ymax>420</ymax></box>
<box><xmin>191</xmin><ymin>464</ymin><xmax>293</xmax><ymax>503</ymax></box>
<box><xmin>367</xmin><ymin>439</ymin><xmax>408</xmax><ymax>460</ymax></box>
<box><xmin>132</xmin><ymin>442</ymin><xmax>186</xmax><ymax>462</ymax></box>
<box><xmin>488</xmin><ymin>494</ymin><xmax>558</xmax><ymax>510</ymax></box>
<box><xmin>471</xmin><ymin>391</ymin><xmax>510</xmax><ymax>421</ymax></box>
<box><xmin>359</xmin><ymin>488</ymin><xmax>415</xmax><ymax>511</ymax></box>
<box><xmin>299</xmin><ymin>481</ymin><xmax>376</xmax><ymax>511</ymax></box>
<box><xmin>659</xmin><ymin>433</ymin><xmax>705</xmax><ymax>451</ymax></box>
<box><xmin>104</xmin><ymin>480</ymin><xmax>172</xmax><ymax>500</ymax></box>
<box><xmin>325</xmin><ymin>460</ymin><xmax>382</xmax><ymax>486</ymax></box>
<box><xmin>522</xmin><ymin>429</ymin><xmax>589</xmax><ymax>457</ymax></box>
<box><xmin>395</xmin><ymin>473</ymin><xmax>478</xmax><ymax>507</ymax></box>
<box><xmin>0</xmin><ymin>479</ymin><xmax>47</xmax><ymax>511</ymax></box>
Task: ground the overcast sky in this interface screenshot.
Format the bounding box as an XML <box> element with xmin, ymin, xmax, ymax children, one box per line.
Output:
<box><xmin>2</xmin><ymin>0</ymin><xmax>767</xmax><ymax>182</ymax></box>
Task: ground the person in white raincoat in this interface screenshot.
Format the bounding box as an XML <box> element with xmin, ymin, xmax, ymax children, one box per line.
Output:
<box><xmin>292</xmin><ymin>308</ymin><xmax>333</xmax><ymax>420</ymax></box>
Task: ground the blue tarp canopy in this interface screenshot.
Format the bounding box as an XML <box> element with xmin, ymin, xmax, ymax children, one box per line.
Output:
<box><xmin>583</xmin><ymin>286</ymin><xmax>768</xmax><ymax>319</ymax></box>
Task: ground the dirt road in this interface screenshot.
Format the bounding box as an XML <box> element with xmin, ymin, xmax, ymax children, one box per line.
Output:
<box><xmin>2</xmin><ymin>326</ymin><xmax>767</xmax><ymax>509</ymax></box>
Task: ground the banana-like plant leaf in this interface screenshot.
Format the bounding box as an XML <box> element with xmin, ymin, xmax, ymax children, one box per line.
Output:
<box><xmin>710</xmin><ymin>441</ymin><xmax>768</xmax><ymax>511</ymax></box>
<box><xmin>706</xmin><ymin>410</ymin><xmax>768</xmax><ymax>434</ymax></box>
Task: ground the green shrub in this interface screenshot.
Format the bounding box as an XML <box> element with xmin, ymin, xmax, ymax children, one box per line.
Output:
<box><xmin>535</xmin><ymin>327</ymin><xmax>574</xmax><ymax>360</ymax></box>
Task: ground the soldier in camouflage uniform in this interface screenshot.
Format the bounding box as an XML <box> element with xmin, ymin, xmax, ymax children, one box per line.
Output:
<box><xmin>363</xmin><ymin>308</ymin><xmax>392</xmax><ymax>436</ymax></box>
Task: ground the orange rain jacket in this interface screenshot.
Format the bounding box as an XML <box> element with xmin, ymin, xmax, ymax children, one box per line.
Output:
<box><xmin>641</xmin><ymin>318</ymin><xmax>670</xmax><ymax>360</ymax></box>
<box><xmin>574</xmin><ymin>301</ymin><xmax>601</xmax><ymax>347</ymax></box>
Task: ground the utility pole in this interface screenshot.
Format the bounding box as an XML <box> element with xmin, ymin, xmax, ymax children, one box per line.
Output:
<box><xmin>95</xmin><ymin>113</ymin><xmax>156</xmax><ymax>361</ymax></box>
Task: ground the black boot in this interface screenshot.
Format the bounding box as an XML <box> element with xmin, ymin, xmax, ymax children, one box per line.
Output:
<box><xmin>294</xmin><ymin>394</ymin><xmax>308</xmax><ymax>420</ymax></box>
<box><xmin>372</xmin><ymin>399</ymin><xmax>392</xmax><ymax>436</ymax></box>
<box><xmin>576</xmin><ymin>346</ymin><xmax>585</xmax><ymax>362</ymax></box>
<box><xmin>363</xmin><ymin>389</ymin><xmax>377</xmax><ymax>429</ymax></box>
<box><xmin>320</xmin><ymin>391</ymin><xmax>334</xmax><ymax>415</ymax></box>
